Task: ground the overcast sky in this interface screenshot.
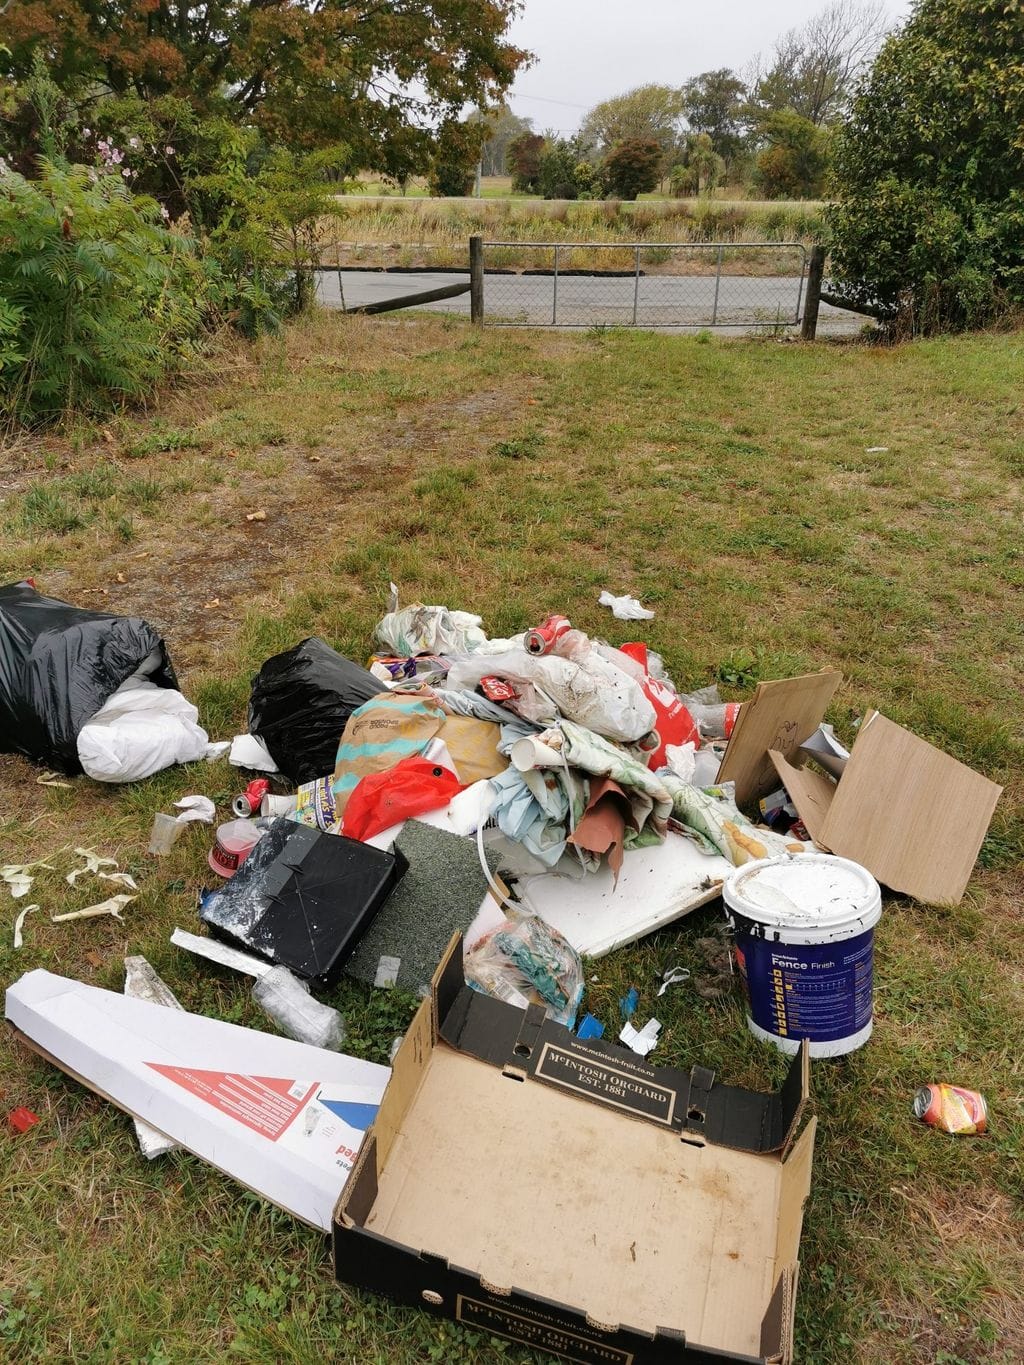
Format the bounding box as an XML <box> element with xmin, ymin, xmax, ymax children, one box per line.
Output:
<box><xmin>504</xmin><ymin>0</ymin><xmax>912</xmax><ymax>133</ymax></box>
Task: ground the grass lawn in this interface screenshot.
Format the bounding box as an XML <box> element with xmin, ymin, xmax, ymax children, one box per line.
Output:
<box><xmin>1</xmin><ymin>313</ymin><xmax>1023</xmax><ymax>1364</ymax></box>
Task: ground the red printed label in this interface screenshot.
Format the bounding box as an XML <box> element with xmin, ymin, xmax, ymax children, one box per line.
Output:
<box><xmin>147</xmin><ymin>1066</ymin><xmax>318</xmax><ymax>1141</ymax></box>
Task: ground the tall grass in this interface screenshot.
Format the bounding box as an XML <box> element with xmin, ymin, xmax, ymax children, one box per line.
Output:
<box><xmin>322</xmin><ymin>198</ymin><xmax>827</xmax><ymax>273</ymax></box>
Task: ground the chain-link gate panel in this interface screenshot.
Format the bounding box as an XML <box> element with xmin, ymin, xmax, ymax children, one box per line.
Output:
<box><xmin>481</xmin><ymin>242</ymin><xmax>808</xmax><ymax>329</ymax></box>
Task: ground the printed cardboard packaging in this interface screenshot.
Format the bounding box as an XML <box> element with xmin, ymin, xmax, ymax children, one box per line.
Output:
<box><xmin>334</xmin><ymin>936</ymin><xmax>816</xmax><ymax>1365</ymax></box>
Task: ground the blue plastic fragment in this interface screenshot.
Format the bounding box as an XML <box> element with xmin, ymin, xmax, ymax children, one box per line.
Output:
<box><xmin>619</xmin><ymin>987</ymin><xmax>639</xmax><ymax>1021</ymax></box>
<box><xmin>576</xmin><ymin>1013</ymin><xmax>605</xmax><ymax>1040</ymax></box>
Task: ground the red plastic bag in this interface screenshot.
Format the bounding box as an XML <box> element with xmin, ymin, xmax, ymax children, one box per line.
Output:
<box><xmin>341</xmin><ymin>757</ymin><xmax>466</xmax><ymax>842</ymax></box>
<box><xmin>618</xmin><ymin>643</ymin><xmax>698</xmax><ymax>767</ymax></box>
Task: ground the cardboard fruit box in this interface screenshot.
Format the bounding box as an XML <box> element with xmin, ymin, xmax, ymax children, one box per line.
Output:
<box><xmin>334</xmin><ymin>936</ymin><xmax>816</xmax><ymax>1365</ymax></box>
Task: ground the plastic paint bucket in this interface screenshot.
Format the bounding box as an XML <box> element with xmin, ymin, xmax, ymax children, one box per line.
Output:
<box><xmin>723</xmin><ymin>853</ymin><xmax>882</xmax><ymax>1058</ymax></box>
<box><xmin>209</xmin><ymin>819</ymin><xmax>262</xmax><ymax>878</ymax></box>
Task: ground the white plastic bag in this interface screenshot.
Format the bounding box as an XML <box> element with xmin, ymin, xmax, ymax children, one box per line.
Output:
<box><xmin>447</xmin><ymin>645</ymin><xmax>656</xmax><ymax>744</ymax></box>
<box><xmin>598</xmin><ymin>590</ymin><xmax>655</xmax><ymax>621</ymax></box>
<box><xmin>77</xmin><ymin>678</ymin><xmax>210</xmax><ymax>783</ymax></box>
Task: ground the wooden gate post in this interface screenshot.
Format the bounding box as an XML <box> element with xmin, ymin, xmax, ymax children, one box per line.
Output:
<box><xmin>801</xmin><ymin>244</ymin><xmax>826</xmax><ymax>340</ymax></box>
<box><xmin>469</xmin><ymin>235</ymin><xmax>484</xmax><ymax>324</ymax></box>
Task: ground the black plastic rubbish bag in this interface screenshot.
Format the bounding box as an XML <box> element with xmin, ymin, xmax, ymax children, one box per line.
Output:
<box><xmin>0</xmin><ymin>580</ymin><xmax>177</xmax><ymax>773</ymax></box>
<box><xmin>247</xmin><ymin>637</ymin><xmax>385</xmax><ymax>784</ymax></box>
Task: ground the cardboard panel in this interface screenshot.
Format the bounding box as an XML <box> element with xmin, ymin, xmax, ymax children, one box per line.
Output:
<box><xmin>6</xmin><ymin>970</ymin><xmax>388</xmax><ymax>1231</ymax></box>
<box><xmin>718</xmin><ymin>671</ymin><xmax>842</xmax><ymax>808</ymax></box>
<box><xmin>774</xmin><ymin>1118</ymin><xmax>817</xmax><ymax>1271</ymax></box>
<box><xmin>371</xmin><ymin>995</ymin><xmax>433</xmax><ymax>1172</ymax></box>
<box><xmin>820</xmin><ymin>713</ymin><xmax>1002</xmax><ymax>904</ymax></box>
<box><xmin>768</xmin><ymin>751</ymin><xmax>836</xmax><ymax>845</ymax></box>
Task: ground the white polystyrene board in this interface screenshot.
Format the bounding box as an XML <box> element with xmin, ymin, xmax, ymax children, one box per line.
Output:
<box><xmin>5</xmin><ymin>970</ymin><xmax>389</xmax><ymax>1230</ymax></box>
<box><xmin>519</xmin><ymin>834</ymin><xmax>734</xmax><ymax>957</ymax></box>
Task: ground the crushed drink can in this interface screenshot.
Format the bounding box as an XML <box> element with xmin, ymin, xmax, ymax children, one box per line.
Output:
<box><xmin>914</xmin><ymin>1084</ymin><xmax>988</xmax><ymax>1135</ymax></box>
<box><xmin>232</xmin><ymin>777</ymin><xmax>271</xmax><ymax>818</ymax></box>
<box><xmin>524</xmin><ymin>614</ymin><xmax>572</xmax><ymax>656</ymax></box>
<box><xmin>479</xmin><ymin>675</ymin><xmax>518</xmax><ymax>703</ymax></box>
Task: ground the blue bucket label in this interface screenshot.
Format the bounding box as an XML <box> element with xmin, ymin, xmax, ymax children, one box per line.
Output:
<box><xmin>735</xmin><ymin>927</ymin><xmax>874</xmax><ymax>1045</ymax></box>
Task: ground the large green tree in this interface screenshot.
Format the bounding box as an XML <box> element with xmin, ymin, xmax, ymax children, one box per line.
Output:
<box><xmin>681</xmin><ymin>69</ymin><xmax>747</xmax><ymax>161</ymax></box>
<box><xmin>579</xmin><ymin>84</ymin><xmax>685</xmax><ymax>164</ymax></box>
<box><xmin>827</xmin><ymin>0</ymin><xmax>1024</xmax><ymax>330</ymax></box>
<box><xmin>1</xmin><ymin>0</ymin><xmax>530</xmax><ymax>176</ymax></box>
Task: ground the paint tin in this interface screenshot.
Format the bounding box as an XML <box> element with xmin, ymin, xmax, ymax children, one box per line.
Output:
<box><xmin>724</xmin><ymin>853</ymin><xmax>882</xmax><ymax>1058</ymax></box>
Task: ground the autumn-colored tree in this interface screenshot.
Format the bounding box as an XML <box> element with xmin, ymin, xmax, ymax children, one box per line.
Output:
<box><xmin>506</xmin><ymin>130</ymin><xmax>545</xmax><ymax>193</ymax></box>
<box><xmin>1</xmin><ymin>1</ymin><xmax>530</xmax><ymax>178</ymax></box>
<box><xmin>602</xmin><ymin>138</ymin><xmax>662</xmax><ymax>200</ymax></box>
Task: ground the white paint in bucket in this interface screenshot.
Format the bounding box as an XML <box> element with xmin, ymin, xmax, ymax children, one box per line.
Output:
<box><xmin>723</xmin><ymin>853</ymin><xmax>882</xmax><ymax>1058</ymax></box>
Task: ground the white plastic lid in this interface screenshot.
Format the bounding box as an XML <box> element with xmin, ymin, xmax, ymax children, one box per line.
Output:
<box><xmin>724</xmin><ymin>853</ymin><xmax>881</xmax><ymax>930</ymax></box>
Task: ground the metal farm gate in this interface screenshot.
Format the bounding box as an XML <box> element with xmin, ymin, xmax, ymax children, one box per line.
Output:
<box><xmin>474</xmin><ymin>240</ymin><xmax>810</xmax><ymax>329</ymax></box>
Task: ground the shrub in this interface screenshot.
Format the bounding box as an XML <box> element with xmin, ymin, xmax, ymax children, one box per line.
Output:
<box><xmin>186</xmin><ymin>143</ymin><xmax>350</xmax><ymax>334</ymax></box>
<box><xmin>537</xmin><ymin>140</ymin><xmax>581</xmax><ymax>200</ymax></box>
<box><xmin>827</xmin><ymin>0</ymin><xmax>1024</xmax><ymax>331</ymax></box>
<box><xmin>602</xmin><ymin>138</ymin><xmax>662</xmax><ymax>200</ymax></box>
<box><xmin>506</xmin><ymin>132</ymin><xmax>544</xmax><ymax>193</ymax></box>
<box><xmin>0</xmin><ymin>158</ymin><xmax>210</xmax><ymax>424</ymax></box>
<box><xmin>752</xmin><ymin>111</ymin><xmax>829</xmax><ymax>200</ymax></box>
<box><xmin>427</xmin><ymin>121</ymin><xmax>479</xmax><ymax>197</ymax></box>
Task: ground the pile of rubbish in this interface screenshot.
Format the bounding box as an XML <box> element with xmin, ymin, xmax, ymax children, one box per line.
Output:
<box><xmin>1</xmin><ymin>578</ymin><xmax>1005</xmax><ymax>1365</ymax></box>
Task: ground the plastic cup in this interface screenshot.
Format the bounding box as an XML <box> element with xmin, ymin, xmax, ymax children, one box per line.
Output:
<box><xmin>148</xmin><ymin>812</ymin><xmax>184</xmax><ymax>857</ymax></box>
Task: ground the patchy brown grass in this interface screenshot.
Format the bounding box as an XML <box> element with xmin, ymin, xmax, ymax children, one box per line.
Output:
<box><xmin>1</xmin><ymin>313</ymin><xmax>1023</xmax><ymax>1363</ymax></box>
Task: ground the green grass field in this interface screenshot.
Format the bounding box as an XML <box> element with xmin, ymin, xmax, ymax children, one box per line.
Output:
<box><xmin>2</xmin><ymin>313</ymin><xmax>1023</xmax><ymax>1363</ymax></box>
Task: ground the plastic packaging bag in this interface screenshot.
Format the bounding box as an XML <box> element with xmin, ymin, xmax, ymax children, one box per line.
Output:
<box><xmin>0</xmin><ymin>580</ymin><xmax>177</xmax><ymax>773</ymax></box>
<box><xmin>248</xmin><ymin>638</ymin><xmax>384</xmax><ymax>784</ymax></box>
<box><xmin>448</xmin><ymin>645</ymin><xmax>656</xmax><ymax>744</ymax></box>
<box><xmin>77</xmin><ymin>677</ymin><xmax>210</xmax><ymax>783</ymax></box>
<box><xmin>463</xmin><ymin>915</ymin><xmax>584</xmax><ymax>1027</ymax></box>
<box><xmin>376</xmin><ymin>584</ymin><xmax>489</xmax><ymax>657</ymax></box>
<box><xmin>341</xmin><ymin>756</ymin><xmax>466</xmax><ymax>842</ymax></box>
<box><xmin>251</xmin><ymin>965</ymin><xmax>346</xmax><ymax>1049</ymax></box>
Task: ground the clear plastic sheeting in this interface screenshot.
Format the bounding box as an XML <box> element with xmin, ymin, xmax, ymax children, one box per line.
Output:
<box><xmin>463</xmin><ymin>915</ymin><xmax>584</xmax><ymax>1027</ymax></box>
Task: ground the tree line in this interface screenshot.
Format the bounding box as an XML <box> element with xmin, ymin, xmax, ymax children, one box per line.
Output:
<box><xmin>480</xmin><ymin>1</ymin><xmax>889</xmax><ymax>202</ymax></box>
<box><xmin>0</xmin><ymin>0</ymin><xmax>1020</xmax><ymax>420</ymax></box>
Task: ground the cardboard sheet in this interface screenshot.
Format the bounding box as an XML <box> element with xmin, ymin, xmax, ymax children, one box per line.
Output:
<box><xmin>818</xmin><ymin>712</ymin><xmax>1001</xmax><ymax>904</ymax></box>
<box><xmin>6</xmin><ymin>970</ymin><xmax>389</xmax><ymax>1229</ymax></box>
<box><xmin>768</xmin><ymin>749</ymin><xmax>838</xmax><ymax>845</ymax></box>
<box><xmin>717</xmin><ymin>670</ymin><xmax>842</xmax><ymax>808</ymax></box>
<box><xmin>771</xmin><ymin>713</ymin><xmax>1001</xmax><ymax>904</ymax></box>
<box><xmin>520</xmin><ymin>832</ymin><xmax>733</xmax><ymax>957</ymax></box>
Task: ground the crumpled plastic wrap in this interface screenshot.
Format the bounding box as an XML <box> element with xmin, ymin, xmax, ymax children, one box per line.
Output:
<box><xmin>446</xmin><ymin>644</ymin><xmax>656</xmax><ymax>745</ymax></box>
<box><xmin>376</xmin><ymin>584</ymin><xmax>489</xmax><ymax>657</ymax></box>
<box><xmin>464</xmin><ymin>915</ymin><xmax>584</xmax><ymax>1027</ymax></box>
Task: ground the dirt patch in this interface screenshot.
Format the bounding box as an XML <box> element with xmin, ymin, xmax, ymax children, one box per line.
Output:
<box><xmin>866</xmin><ymin>1185</ymin><xmax>1024</xmax><ymax>1364</ymax></box>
